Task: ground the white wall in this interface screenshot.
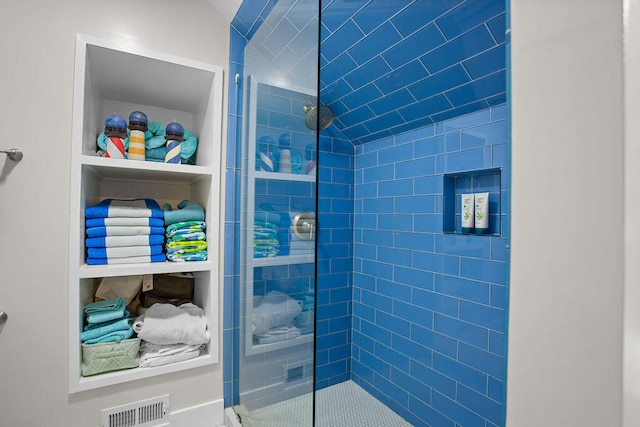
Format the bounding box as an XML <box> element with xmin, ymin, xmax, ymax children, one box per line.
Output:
<box><xmin>0</xmin><ymin>1</ymin><xmax>229</xmax><ymax>425</ymax></box>
<box><xmin>207</xmin><ymin>0</ymin><xmax>242</xmax><ymax>23</ymax></box>
<box><xmin>624</xmin><ymin>1</ymin><xmax>640</xmax><ymax>425</ymax></box>
<box><xmin>509</xmin><ymin>1</ymin><xmax>624</xmax><ymax>426</ymax></box>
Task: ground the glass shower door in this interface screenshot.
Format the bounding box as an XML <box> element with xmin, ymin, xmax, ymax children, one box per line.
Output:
<box><xmin>235</xmin><ymin>1</ymin><xmax>319</xmax><ymax>425</ymax></box>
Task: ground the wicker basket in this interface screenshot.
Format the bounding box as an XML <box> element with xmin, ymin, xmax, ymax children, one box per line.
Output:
<box><xmin>81</xmin><ymin>338</ymin><xmax>141</xmax><ymax>376</ymax></box>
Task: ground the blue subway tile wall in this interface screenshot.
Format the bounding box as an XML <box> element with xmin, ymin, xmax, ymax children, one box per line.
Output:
<box><xmin>225</xmin><ymin>0</ymin><xmax>275</xmax><ymax>408</ymax></box>
<box><xmin>226</xmin><ymin>0</ymin><xmax>509</xmax><ymax>422</ymax></box>
<box><xmin>352</xmin><ymin>105</ymin><xmax>509</xmax><ymax>426</ymax></box>
<box><xmin>315</xmin><ymin>134</ymin><xmax>355</xmax><ymax>389</ymax></box>
<box><xmin>321</xmin><ymin>0</ymin><xmax>506</xmax><ymax>145</ymax></box>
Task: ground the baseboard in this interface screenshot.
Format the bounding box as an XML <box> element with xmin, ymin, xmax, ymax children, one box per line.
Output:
<box><xmin>170</xmin><ymin>398</ymin><xmax>224</xmax><ymax>426</ymax></box>
<box><xmin>225</xmin><ymin>407</ymin><xmax>243</xmax><ymax>427</ymax></box>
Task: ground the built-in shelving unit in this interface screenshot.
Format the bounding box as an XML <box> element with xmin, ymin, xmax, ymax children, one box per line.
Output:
<box><xmin>241</xmin><ymin>76</ymin><xmax>317</xmax><ymax>357</ymax></box>
<box><xmin>68</xmin><ymin>35</ymin><xmax>223</xmax><ymax>393</ymax></box>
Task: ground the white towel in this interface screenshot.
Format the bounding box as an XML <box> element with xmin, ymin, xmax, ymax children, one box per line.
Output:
<box><xmin>134</xmin><ymin>303</ymin><xmax>210</xmax><ymax>345</ymax></box>
<box><xmin>252</xmin><ymin>291</ymin><xmax>302</xmax><ymax>335</ymax></box>
<box><xmin>255</xmin><ymin>325</ymin><xmax>301</xmax><ymax>344</ymax></box>
<box><xmin>139</xmin><ymin>342</ymin><xmax>203</xmax><ymax>368</ymax></box>
<box><xmin>139</xmin><ymin>349</ymin><xmax>201</xmax><ymax>367</ymax></box>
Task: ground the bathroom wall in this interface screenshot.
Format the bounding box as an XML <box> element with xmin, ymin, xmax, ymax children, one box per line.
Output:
<box><xmin>351</xmin><ymin>105</ymin><xmax>509</xmax><ymax>426</ymax></box>
<box><xmin>0</xmin><ymin>1</ymin><xmax>230</xmax><ymax>426</ymax></box>
<box><xmin>315</xmin><ymin>134</ymin><xmax>355</xmax><ymax>388</ymax></box>
<box><xmin>508</xmin><ymin>1</ymin><xmax>625</xmax><ymax>426</ymax></box>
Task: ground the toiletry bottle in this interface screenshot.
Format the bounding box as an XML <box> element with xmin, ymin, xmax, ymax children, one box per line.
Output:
<box><xmin>474</xmin><ymin>192</ymin><xmax>489</xmax><ymax>234</ymax></box>
<box><xmin>278</xmin><ymin>133</ymin><xmax>291</xmax><ymax>174</ymax></box>
<box><xmin>461</xmin><ymin>193</ymin><xmax>475</xmax><ymax>233</ymax></box>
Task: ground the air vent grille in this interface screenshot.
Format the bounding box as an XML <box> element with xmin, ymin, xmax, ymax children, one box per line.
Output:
<box><xmin>286</xmin><ymin>365</ymin><xmax>304</xmax><ymax>382</ymax></box>
<box><xmin>102</xmin><ymin>395</ymin><xmax>170</xmax><ymax>427</ymax></box>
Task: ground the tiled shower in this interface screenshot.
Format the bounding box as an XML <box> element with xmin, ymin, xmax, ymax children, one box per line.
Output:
<box><xmin>224</xmin><ymin>0</ymin><xmax>510</xmax><ymax>426</ymax></box>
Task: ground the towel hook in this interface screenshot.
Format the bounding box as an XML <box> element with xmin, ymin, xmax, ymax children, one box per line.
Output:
<box><xmin>1</xmin><ymin>148</ymin><xmax>23</xmax><ymax>162</ymax></box>
<box><xmin>0</xmin><ymin>311</ymin><xmax>7</xmax><ymax>325</ymax></box>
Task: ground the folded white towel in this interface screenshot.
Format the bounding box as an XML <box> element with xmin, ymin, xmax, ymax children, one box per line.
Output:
<box><xmin>134</xmin><ymin>303</ymin><xmax>210</xmax><ymax>345</ymax></box>
<box><xmin>139</xmin><ymin>349</ymin><xmax>201</xmax><ymax>368</ymax></box>
<box><xmin>255</xmin><ymin>325</ymin><xmax>301</xmax><ymax>344</ymax></box>
<box><xmin>138</xmin><ymin>341</ymin><xmax>203</xmax><ymax>367</ymax></box>
<box><xmin>252</xmin><ymin>291</ymin><xmax>302</xmax><ymax>335</ymax></box>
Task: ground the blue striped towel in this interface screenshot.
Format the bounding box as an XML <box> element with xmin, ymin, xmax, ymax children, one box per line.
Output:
<box><xmin>87</xmin><ymin>245</ymin><xmax>163</xmax><ymax>259</ymax></box>
<box><xmin>86</xmin><ymin>217</ymin><xmax>165</xmax><ymax>228</ymax></box>
<box><xmin>86</xmin><ymin>234</ymin><xmax>165</xmax><ymax>248</ymax></box>
<box><xmin>85</xmin><ymin>198</ymin><xmax>164</xmax><ymax>219</ymax></box>
<box><xmin>86</xmin><ymin>254</ymin><xmax>166</xmax><ymax>265</ymax></box>
<box><xmin>86</xmin><ymin>226</ymin><xmax>165</xmax><ymax>238</ymax></box>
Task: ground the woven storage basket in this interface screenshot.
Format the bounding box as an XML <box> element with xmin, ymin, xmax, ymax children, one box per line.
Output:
<box><xmin>81</xmin><ymin>338</ymin><xmax>141</xmax><ymax>376</ymax></box>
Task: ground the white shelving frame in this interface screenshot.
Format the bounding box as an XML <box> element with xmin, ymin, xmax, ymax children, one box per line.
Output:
<box><xmin>240</xmin><ymin>75</ymin><xmax>316</xmax><ymax>357</ymax></box>
<box><xmin>68</xmin><ymin>34</ymin><xmax>223</xmax><ymax>393</ymax></box>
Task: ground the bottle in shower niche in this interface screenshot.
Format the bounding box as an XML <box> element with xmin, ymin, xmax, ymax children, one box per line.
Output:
<box><xmin>474</xmin><ymin>192</ymin><xmax>489</xmax><ymax>234</ymax></box>
<box><xmin>461</xmin><ymin>193</ymin><xmax>475</xmax><ymax>233</ymax></box>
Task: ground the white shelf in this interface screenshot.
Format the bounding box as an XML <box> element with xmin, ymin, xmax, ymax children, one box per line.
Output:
<box><xmin>246</xmin><ymin>334</ymin><xmax>313</xmax><ymax>357</ymax></box>
<box><xmin>251</xmin><ymin>170</ymin><xmax>315</xmax><ymax>182</ymax></box>
<box><xmin>248</xmin><ymin>253</ymin><xmax>314</xmax><ymax>267</ymax></box>
<box><xmin>81</xmin><ymin>155</ymin><xmax>214</xmax><ymax>183</ymax></box>
<box><xmin>79</xmin><ymin>260</ymin><xmax>212</xmax><ymax>279</ymax></box>
<box><xmin>68</xmin><ymin>34</ymin><xmax>223</xmax><ymax>393</ymax></box>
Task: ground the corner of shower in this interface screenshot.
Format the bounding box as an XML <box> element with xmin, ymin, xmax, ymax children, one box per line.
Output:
<box><xmin>230</xmin><ymin>0</ymin><xmax>321</xmax><ymax>425</ymax></box>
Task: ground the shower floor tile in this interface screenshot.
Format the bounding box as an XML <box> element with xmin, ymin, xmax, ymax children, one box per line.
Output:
<box><xmin>236</xmin><ymin>380</ymin><xmax>413</xmax><ymax>427</ymax></box>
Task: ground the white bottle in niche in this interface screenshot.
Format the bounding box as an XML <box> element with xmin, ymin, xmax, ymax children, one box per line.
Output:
<box><xmin>474</xmin><ymin>192</ymin><xmax>489</xmax><ymax>234</ymax></box>
<box><xmin>461</xmin><ymin>193</ymin><xmax>475</xmax><ymax>233</ymax></box>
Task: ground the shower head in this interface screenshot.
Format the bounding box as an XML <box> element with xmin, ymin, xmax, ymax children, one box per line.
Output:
<box><xmin>304</xmin><ymin>104</ymin><xmax>334</xmax><ymax>131</ymax></box>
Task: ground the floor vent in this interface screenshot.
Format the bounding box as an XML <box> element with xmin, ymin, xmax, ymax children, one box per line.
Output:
<box><xmin>102</xmin><ymin>395</ymin><xmax>170</xmax><ymax>427</ymax></box>
<box><xmin>286</xmin><ymin>365</ymin><xmax>304</xmax><ymax>382</ymax></box>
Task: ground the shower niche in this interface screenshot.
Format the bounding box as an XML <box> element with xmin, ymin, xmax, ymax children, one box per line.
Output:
<box><xmin>443</xmin><ymin>167</ymin><xmax>503</xmax><ymax>236</ymax></box>
<box><xmin>240</xmin><ymin>76</ymin><xmax>318</xmax><ymax>356</ymax></box>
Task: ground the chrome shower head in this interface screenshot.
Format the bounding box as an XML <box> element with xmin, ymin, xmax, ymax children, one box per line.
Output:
<box><xmin>304</xmin><ymin>104</ymin><xmax>334</xmax><ymax>130</ymax></box>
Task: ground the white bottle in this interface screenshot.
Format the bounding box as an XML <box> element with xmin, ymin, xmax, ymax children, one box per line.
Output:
<box><xmin>461</xmin><ymin>193</ymin><xmax>475</xmax><ymax>233</ymax></box>
<box><xmin>474</xmin><ymin>192</ymin><xmax>489</xmax><ymax>234</ymax></box>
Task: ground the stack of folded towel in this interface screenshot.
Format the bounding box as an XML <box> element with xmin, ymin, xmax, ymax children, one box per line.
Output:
<box><xmin>133</xmin><ymin>302</ymin><xmax>209</xmax><ymax>367</ymax></box>
<box><xmin>252</xmin><ymin>290</ymin><xmax>302</xmax><ymax>344</ymax></box>
<box><xmin>85</xmin><ymin>198</ymin><xmax>166</xmax><ymax>265</ymax></box>
<box><xmin>254</xmin><ymin>210</ymin><xmax>282</xmax><ymax>258</ymax></box>
<box><xmin>82</xmin><ymin>298</ymin><xmax>134</xmax><ymax>344</ymax></box>
<box><xmin>164</xmin><ymin>200</ymin><xmax>208</xmax><ymax>262</ymax></box>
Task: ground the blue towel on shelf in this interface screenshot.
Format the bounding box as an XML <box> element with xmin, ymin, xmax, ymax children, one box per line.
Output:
<box><xmin>86</xmin><ymin>308</ymin><xmax>130</xmax><ymax>325</ymax></box>
<box><xmin>82</xmin><ymin>327</ymin><xmax>134</xmax><ymax>344</ymax></box>
<box><xmin>163</xmin><ymin>200</ymin><xmax>205</xmax><ymax>226</ymax></box>
<box><xmin>166</xmin><ymin>251</ymin><xmax>208</xmax><ymax>262</ymax></box>
<box><xmin>85</xmin><ymin>234</ymin><xmax>165</xmax><ymax>248</ymax></box>
<box><xmin>87</xmin><ymin>244</ymin><xmax>163</xmax><ymax>259</ymax></box>
<box><xmin>166</xmin><ymin>221</ymin><xmax>206</xmax><ymax>236</ymax></box>
<box><xmin>81</xmin><ymin>318</ymin><xmax>134</xmax><ymax>342</ymax></box>
<box><xmin>166</xmin><ymin>231</ymin><xmax>206</xmax><ymax>242</ymax></box>
<box><xmin>86</xmin><ymin>226</ymin><xmax>165</xmax><ymax>238</ymax></box>
<box><xmin>84</xmin><ymin>297</ymin><xmax>125</xmax><ymax>313</ymax></box>
<box><xmin>85</xmin><ymin>198</ymin><xmax>164</xmax><ymax>219</ymax></box>
<box><xmin>86</xmin><ymin>254</ymin><xmax>166</xmax><ymax>265</ymax></box>
<box><xmin>86</xmin><ymin>217</ymin><xmax>165</xmax><ymax>228</ymax></box>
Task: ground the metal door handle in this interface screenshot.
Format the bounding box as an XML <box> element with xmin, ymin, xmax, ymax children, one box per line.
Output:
<box><xmin>292</xmin><ymin>212</ymin><xmax>315</xmax><ymax>240</ymax></box>
<box><xmin>0</xmin><ymin>311</ymin><xmax>7</xmax><ymax>325</ymax></box>
<box><xmin>1</xmin><ymin>148</ymin><xmax>23</xmax><ymax>161</ymax></box>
